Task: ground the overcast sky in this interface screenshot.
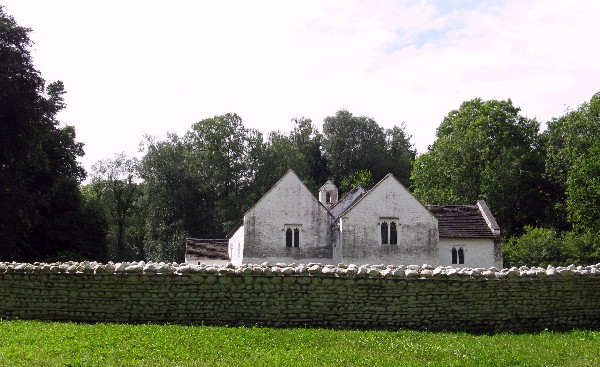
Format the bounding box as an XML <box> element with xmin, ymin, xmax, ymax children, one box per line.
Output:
<box><xmin>4</xmin><ymin>0</ymin><xmax>600</xmax><ymax>174</ymax></box>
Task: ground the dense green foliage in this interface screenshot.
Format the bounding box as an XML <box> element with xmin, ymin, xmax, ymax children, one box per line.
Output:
<box><xmin>507</xmin><ymin>94</ymin><xmax>600</xmax><ymax>268</ymax></box>
<box><xmin>1</xmin><ymin>321</ymin><xmax>599</xmax><ymax>367</ymax></box>
<box><xmin>411</xmin><ymin>95</ymin><xmax>600</xmax><ymax>267</ymax></box>
<box><xmin>543</xmin><ymin>92</ymin><xmax>600</xmax><ymax>231</ymax></box>
<box><xmin>503</xmin><ymin>226</ymin><xmax>572</xmax><ymax>268</ymax></box>
<box><xmin>1</xmin><ymin>7</ymin><xmax>599</xmax><ymax>265</ymax></box>
<box><xmin>323</xmin><ymin>110</ymin><xmax>415</xmax><ymax>189</ymax></box>
<box><xmin>411</xmin><ymin>99</ymin><xmax>546</xmax><ymax>236</ymax></box>
<box><xmin>0</xmin><ymin>6</ymin><xmax>104</xmax><ymax>262</ymax></box>
<box><xmin>566</xmin><ymin>144</ymin><xmax>600</xmax><ymax>233</ymax></box>
<box><xmin>87</xmin><ymin>153</ymin><xmax>143</xmax><ymax>261</ymax></box>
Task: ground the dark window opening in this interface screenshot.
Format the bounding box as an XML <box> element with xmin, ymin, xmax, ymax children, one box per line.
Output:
<box><xmin>286</xmin><ymin>228</ymin><xmax>293</xmax><ymax>247</ymax></box>
<box><xmin>293</xmin><ymin>228</ymin><xmax>300</xmax><ymax>247</ymax></box>
<box><xmin>325</xmin><ymin>192</ymin><xmax>331</xmax><ymax>203</ymax></box>
<box><xmin>390</xmin><ymin>222</ymin><xmax>397</xmax><ymax>245</ymax></box>
<box><xmin>381</xmin><ymin>222</ymin><xmax>388</xmax><ymax>244</ymax></box>
<box><xmin>452</xmin><ymin>247</ymin><xmax>465</xmax><ymax>265</ymax></box>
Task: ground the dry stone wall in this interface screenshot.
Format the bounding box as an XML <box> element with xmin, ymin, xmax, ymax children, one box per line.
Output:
<box><xmin>1</xmin><ymin>261</ymin><xmax>600</xmax><ymax>332</ymax></box>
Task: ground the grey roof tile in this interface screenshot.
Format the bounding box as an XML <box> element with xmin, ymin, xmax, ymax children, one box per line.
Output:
<box><xmin>427</xmin><ymin>204</ymin><xmax>497</xmax><ymax>239</ymax></box>
<box><xmin>185</xmin><ymin>238</ymin><xmax>229</xmax><ymax>260</ymax></box>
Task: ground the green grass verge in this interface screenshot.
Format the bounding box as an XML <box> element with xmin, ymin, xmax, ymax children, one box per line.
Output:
<box><xmin>0</xmin><ymin>320</ymin><xmax>599</xmax><ymax>367</ymax></box>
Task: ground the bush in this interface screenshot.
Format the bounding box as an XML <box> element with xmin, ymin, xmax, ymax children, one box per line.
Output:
<box><xmin>503</xmin><ymin>226</ymin><xmax>574</xmax><ymax>268</ymax></box>
<box><xmin>503</xmin><ymin>226</ymin><xmax>600</xmax><ymax>268</ymax></box>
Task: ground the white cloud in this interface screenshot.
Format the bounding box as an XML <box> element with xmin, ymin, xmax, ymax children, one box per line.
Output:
<box><xmin>2</xmin><ymin>0</ymin><xmax>599</xmax><ymax>175</ymax></box>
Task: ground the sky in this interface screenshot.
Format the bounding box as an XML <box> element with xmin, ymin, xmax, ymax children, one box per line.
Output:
<box><xmin>3</xmin><ymin>0</ymin><xmax>600</xmax><ymax>175</ymax></box>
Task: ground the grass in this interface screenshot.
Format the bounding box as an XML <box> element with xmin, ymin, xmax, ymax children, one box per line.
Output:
<box><xmin>0</xmin><ymin>320</ymin><xmax>599</xmax><ymax>366</ymax></box>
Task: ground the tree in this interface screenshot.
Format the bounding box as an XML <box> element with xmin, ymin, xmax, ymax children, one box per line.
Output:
<box><xmin>90</xmin><ymin>153</ymin><xmax>143</xmax><ymax>260</ymax></box>
<box><xmin>544</xmin><ymin>92</ymin><xmax>600</xmax><ymax>231</ymax></box>
<box><xmin>566</xmin><ymin>143</ymin><xmax>600</xmax><ymax>234</ymax></box>
<box><xmin>411</xmin><ymin>98</ymin><xmax>545</xmax><ymax>235</ymax></box>
<box><xmin>138</xmin><ymin>133</ymin><xmax>200</xmax><ymax>262</ymax></box>
<box><xmin>253</xmin><ymin>117</ymin><xmax>329</xmax><ymax>195</ymax></box>
<box><xmin>290</xmin><ymin>117</ymin><xmax>329</xmax><ymax>190</ymax></box>
<box><xmin>253</xmin><ymin>130</ymin><xmax>306</xmax><ymax>193</ymax></box>
<box><xmin>1</xmin><ymin>7</ymin><xmax>93</xmax><ymax>261</ymax></box>
<box><xmin>138</xmin><ymin>114</ymin><xmax>264</xmax><ymax>262</ymax></box>
<box><xmin>384</xmin><ymin>124</ymin><xmax>416</xmax><ymax>188</ymax></box>
<box><xmin>502</xmin><ymin>226</ymin><xmax>575</xmax><ymax>268</ymax></box>
<box><xmin>339</xmin><ymin>169</ymin><xmax>374</xmax><ymax>193</ymax></box>
<box><xmin>322</xmin><ymin>110</ymin><xmax>402</xmax><ymax>191</ymax></box>
<box><xmin>186</xmin><ymin>113</ymin><xmax>264</xmax><ymax>232</ymax></box>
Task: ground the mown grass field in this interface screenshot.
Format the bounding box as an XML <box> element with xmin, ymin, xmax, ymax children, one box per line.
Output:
<box><xmin>0</xmin><ymin>320</ymin><xmax>599</xmax><ymax>367</ymax></box>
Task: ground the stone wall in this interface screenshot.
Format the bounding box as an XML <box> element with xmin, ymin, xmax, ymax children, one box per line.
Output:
<box><xmin>340</xmin><ymin>175</ymin><xmax>439</xmax><ymax>266</ymax></box>
<box><xmin>438</xmin><ymin>238</ymin><xmax>500</xmax><ymax>269</ymax></box>
<box><xmin>1</xmin><ymin>261</ymin><xmax>600</xmax><ymax>332</ymax></box>
<box><xmin>243</xmin><ymin>171</ymin><xmax>335</xmax><ymax>262</ymax></box>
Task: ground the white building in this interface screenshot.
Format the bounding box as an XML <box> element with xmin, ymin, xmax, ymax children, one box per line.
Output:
<box><xmin>186</xmin><ymin>170</ymin><xmax>502</xmax><ymax>268</ymax></box>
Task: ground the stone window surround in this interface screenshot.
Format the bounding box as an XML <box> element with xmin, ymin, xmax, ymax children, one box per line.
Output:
<box><xmin>379</xmin><ymin>218</ymin><xmax>399</xmax><ymax>245</ymax></box>
<box><xmin>284</xmin><ymin>224</ymin><xmax>301</xmax><ymax>247</ymax></box>
<box><xmin>451</xmin><ymin>246</ymin><xmax>465</xmax><ymax>265</ymax></box>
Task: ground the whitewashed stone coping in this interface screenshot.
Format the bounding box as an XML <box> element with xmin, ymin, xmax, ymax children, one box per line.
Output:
<box><xmin>1</xmin><ymin>261</ymin><xmax>600</xmax><ymax>280</ymax></box>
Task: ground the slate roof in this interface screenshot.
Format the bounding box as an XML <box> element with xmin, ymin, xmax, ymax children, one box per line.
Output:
<box><xmin>329</xmin><ymin>185</ymin><xmax>367</xmax><ymax>220</ymax></box>
<box><xmin>185</xmin><ymin>238</ymin><xmax>229</xmax><ymax>260</ymax></box>
<box><xmin>427</xmin><ymin>204</ymin><xmax>498</xmax><ymax>239</ymax></box>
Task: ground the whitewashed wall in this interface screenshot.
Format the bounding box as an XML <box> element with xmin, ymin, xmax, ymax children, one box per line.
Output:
<box><xmin>228</xmin><ymin>225</ymin><xmax>245</xmax><ymax>266</ymax></box>
<box><xmin>340</xmin><ymin>175</ymin><xmax>439</xmax><ymax>265</ymax></box>
<box><xmin>243</xmin><ymin>171</ymin><xmax>335</xmax><ymax>264</ymax></box>
<box><xmin>439</xmin><ymin>238</ymin><xmax>502</xmax><ymax>269</ymax></box>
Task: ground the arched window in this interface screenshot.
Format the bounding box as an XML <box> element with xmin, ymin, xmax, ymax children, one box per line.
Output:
<box><xmin>293</xmin><ymin>228</ymin><xmax>300</xmax><ymax>247</ymax></box>
<box><xmin>381</xmin><ymin>222</ymin><xmax>388</xmax><ymax>244</ymax></box>
<box><xmin>452</xmin><ymin>247</ymin><xmax>465</xmax><ymax>265</ymax></box>
<box><xmin>389</xmin><ymin>222</ymin><xmax>397</xmax><ymax>245</ymax></box>
<box><xmin>285</xmin><ymin>225</ymin><xmax>301</xmax><ymax>248</ymax></box>
<box><xmin>286</xmin><ymin>228</ymin><xmax>293</xmax><ymax>247</ymax></box>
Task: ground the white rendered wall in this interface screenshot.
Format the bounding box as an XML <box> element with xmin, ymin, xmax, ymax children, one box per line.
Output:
<box><xmin>243</xmin><ymin>171</ymin><xmax>335</xmax><ymax>263</ymax></box>
<box><xmin>438</xmin><ymin>238</ymin><xmax>502</xmax><ymax>269</ymax></box>
<box><xmin>228</xmin><ymin>225</ymin><xmax>245</xmax><ymax>266</ymax></box>
<box><xmin>340</xmin><ymin>175</ymin><xmax>439</xmax><ymax>265</ymax></box>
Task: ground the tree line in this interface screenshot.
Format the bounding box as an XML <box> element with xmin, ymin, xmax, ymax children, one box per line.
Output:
<box><xmin>1</xmin><ymin>6</ymin><xmax>599</xmax><ymax>266</ymax></box>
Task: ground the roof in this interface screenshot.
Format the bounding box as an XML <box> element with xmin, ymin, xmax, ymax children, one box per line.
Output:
<box><xmin>337</xmin><ymin>173</ymin><xmax>436</xmax><ymax>221</ymax></box>
<box><xmin>426</xmin><ymin>204</ymin><xmax>498</xmax><ymax>239</ymax></box>
<box><xmin>329</xmin><ymin>185</ymin><xmax>367</xmax><ymax>220</ymax></box>
<box><xmin>185</xmin><ymin>238</ymin><xmax>229</xmax><ymax>260</ymax></box>
<box><xmin>243</xmin><ymin>169</ymin><xmax>334</xmax><ymax>220</ymax></box>
<box><xmin>225</xmin><ymin>219</ymin><xmax>243</xmax><ymax>239</ymax></box>
<box><xmin>318</xmin><ymin>180</ymin><xmax>337</xmax><ymax>191</ymax></box>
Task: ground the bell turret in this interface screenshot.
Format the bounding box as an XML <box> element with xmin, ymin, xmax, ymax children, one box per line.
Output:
<box><xmin>318</xmin><ymin>180</ymin><xmax>338</xmax><ymax>208</ymax></box>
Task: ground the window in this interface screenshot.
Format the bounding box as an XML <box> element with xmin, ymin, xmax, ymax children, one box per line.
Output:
<box><xmin>285</xmin><ymin>225</ymin><xmax>300</xmax><ymax>247</ymax></box>
<box><xmin>325</xmin><ymin>192</ymin><xmax>331</xmax><ymax>203</ymax></box>
<box><xmin>286</xmin><ymin>228</ymin><xmax>293</xmax><ymax>247</ymax></box>
<box><xmin>294</xmin><ymin>228</ymin><xmax>300</xmax><ymax>247</ymax></box>
<box><xmin>451</xmin><ymin>247</ymin><xmax>465</xmax><ymax>265</ymax></box>
<box><xmin>381</xmin><ymin>222</ymin><xmax>388</xmax><ymax>244</ymax></box>
<box><xmin>380</xmin><ymin>219</ymin><xmax>398</xmax><ymax>245</ymax></box>
<box><xmin>389</xmin><ymin>222</ymin><xmax>397</xmax><ymax>245</ymax></box>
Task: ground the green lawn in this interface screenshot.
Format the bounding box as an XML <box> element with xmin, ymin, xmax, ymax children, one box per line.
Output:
<box><xmin>0</xmin><ymin>320</ymin><xmax>598</xmax><ymax>366</ymax></box>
